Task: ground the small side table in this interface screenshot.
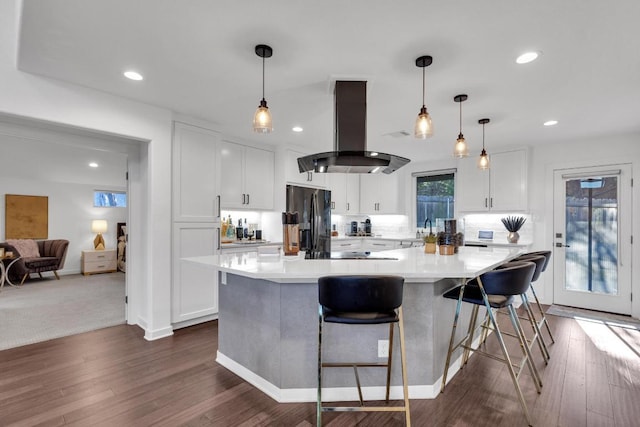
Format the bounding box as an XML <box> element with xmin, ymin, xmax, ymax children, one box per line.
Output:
<box><xmin>0</xmin><ymin>256</ymin><xmax>22</xmax><ymax>291</ymax></box>
<box><xmin>81</xmin><ymin>249</ymin><xmax>117</xmax><ymax>275</ymax></box>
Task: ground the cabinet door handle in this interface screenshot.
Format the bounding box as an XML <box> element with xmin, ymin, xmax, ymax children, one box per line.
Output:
<box><xmin>490</xmin><ymin>197</ymin><xmax>493</xmax><ymax>208</ymax></box>
<box><xmin>216</xmin><ymin>195</ymin><xmax>221</xmax><ymax>219</ymax></box>
<box><xmin>347</xmin><ymin>202</ymin><xmax>350</xmax><ymax>211</ymax></box>
<box><xmin>216</xmin><ymin>228</ymin><xmax>221</xmax><ymax>250</ymax></box>
<box><xmin>242</xmin><ymin>194</ymin><xmax>246</xmax><ymax>204</ymax></box>
<box><xmin>246</xmin><ymin>194</ymin><xmax>250</xmax><ymax>205</ymax></box>
<box><xmin>485</xmin><ymin>198</ymin><xmax>488</xmax><ymax>208</ymax></box>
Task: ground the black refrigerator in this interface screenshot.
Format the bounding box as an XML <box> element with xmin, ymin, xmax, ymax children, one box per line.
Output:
<box><xmin>286</xmin><ymin>184</ymin><xmax>331</xmax><ymax>258</ymax></box>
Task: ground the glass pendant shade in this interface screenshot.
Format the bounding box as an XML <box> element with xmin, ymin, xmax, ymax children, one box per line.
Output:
<box><xmin>414</xmin><ymin>106</ymin><xmax>433</xmax><ymax>139</ymax></box>
<box><xmin>477</xmin><ymin>148</ymin><xmax>490</xmax><ymax>170</ymax></box>
<box><xmin>253</xmin><ymin>99</ymin><xmax>272</xmax><ymax>133</ymax></box>
<box><xmin>453</xmin><ymin>133</ymin><xmax>468</xmax><ymax>157</ymax></box>
<box><xmin>477</xmin><ymin>118</ymin><xmax>490</xmax><ymax>170</ymax></box>
<box><xmin>453</xmin><ymin>94</ymin><xmax>468</xmax><ymax>157</ymax></box>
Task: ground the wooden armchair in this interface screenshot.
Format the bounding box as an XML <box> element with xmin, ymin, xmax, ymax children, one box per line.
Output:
<box><xmin>0</xmin><ymin>239</ymin><xmax>69</xmax><ymax>285</ymax></box>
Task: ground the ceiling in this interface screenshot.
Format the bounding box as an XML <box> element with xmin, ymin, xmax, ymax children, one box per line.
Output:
<box><xmin>16</xmin><ymin>0</ymin><xmax>640</xmax><ymax>163</ymax></box>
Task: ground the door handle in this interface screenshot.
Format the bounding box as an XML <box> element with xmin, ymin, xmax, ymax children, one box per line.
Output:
<box><xmin>555</xmin><ymin>243</ymin><xmax>571</xmax><ymax>248</ymax></box>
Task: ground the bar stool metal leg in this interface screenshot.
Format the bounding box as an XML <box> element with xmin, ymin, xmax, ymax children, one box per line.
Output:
<box><xmin>441</xmin><ymin>280</ymin><xmax>467</xmax><ymax>393</ymax></box>
<box><xmin>530</xmin><ymin>284</ymin><xmax>555</xmax><ymax>344</ymax></box>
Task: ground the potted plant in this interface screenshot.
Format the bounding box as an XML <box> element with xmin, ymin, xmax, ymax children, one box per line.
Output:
<box><xmin>423</xmin><ymin>233</ymin><xmax>437</xmax><ymax>254</ymax></box>
<box><xmin>501</xmin><ymin>215</ymin><xmax>526</xmax><ymax>243</ymax></box>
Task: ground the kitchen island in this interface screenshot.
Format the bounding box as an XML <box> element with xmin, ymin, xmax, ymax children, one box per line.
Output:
<box><xmin>186</xmin><ymin>245</ymin><xmax>522</xmax><ymax>403</ymax></box>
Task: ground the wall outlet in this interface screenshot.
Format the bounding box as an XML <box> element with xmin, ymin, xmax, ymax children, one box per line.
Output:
<box><xmin>378</xmin><ymin>340</ymin><xmax>389</xmax><ymax>358</ymax></box>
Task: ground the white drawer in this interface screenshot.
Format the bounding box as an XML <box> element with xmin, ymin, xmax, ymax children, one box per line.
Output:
<box><xmin>83</xmin><ymin>250</ymin><xmax>116</xmax><ymax>262</ymax></box>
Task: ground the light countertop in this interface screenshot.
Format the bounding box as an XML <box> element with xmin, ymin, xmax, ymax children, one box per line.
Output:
<box><xmin>185</xmin><ymin>245</ymin><xmax>524</xmax><ymax>283</ymax></box>
<box><xmin>220</xmin><ymin>240</ymin><xmax>282</xmax><ymax>249</ymax></box>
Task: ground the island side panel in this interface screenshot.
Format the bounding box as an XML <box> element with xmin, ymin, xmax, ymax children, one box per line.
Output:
<box><xmin>218</xmin><ymin>273</ymin><xmax>282</xmax><ymax>387</ymax></box>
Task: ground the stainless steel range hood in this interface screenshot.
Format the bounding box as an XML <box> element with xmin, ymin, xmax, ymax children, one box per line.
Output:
<box><xmin>297</xmin><ymin>81</ymin><xmax>410</xmax><ymax>174</ymax></box>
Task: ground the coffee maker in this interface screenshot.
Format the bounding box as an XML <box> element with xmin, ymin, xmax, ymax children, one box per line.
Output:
<box><xmin>363</xmin><ymin>218</ymin><xmax>372</xmax><ymax>235</ymax></box>
<box><xmin>350</xmin><ymin>221</ymin><xmax>358</xmax><ymax>235</ymax></box>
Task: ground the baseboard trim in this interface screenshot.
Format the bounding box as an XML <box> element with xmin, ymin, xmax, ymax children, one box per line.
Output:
<box><xmin>216</xmin><ymin>351</ymin><xmax>470</xmax><ymax>403</ymax></box>
<box><xmin>172</xmin><ymin>314</ymin><xmax>219</xmax><ymax>330</ymax></box>
<box><xmin>143</xmin><ymin>324</ymin><xmax>173</xmax><ymax>341</ymax></box>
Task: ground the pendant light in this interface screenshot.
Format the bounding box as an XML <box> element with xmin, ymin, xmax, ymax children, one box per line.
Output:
<box><xmin>414</xmin><ymin>55</ymin><xmax>434</xmax><ymax>139</ymax></box>
<box><xmin>253</xmin><ymin>44</ymin><xmax>273</xmax><ymax>133</ymax></box>
<box><xmin>477</xmin><ymin>118</ymin><xmax>490</xmax><ymax>170</ymax></box>
<box><xmin>453</xmin><ymin>94</ymin><xmax>469</xmax><ymax>157</ymax></box>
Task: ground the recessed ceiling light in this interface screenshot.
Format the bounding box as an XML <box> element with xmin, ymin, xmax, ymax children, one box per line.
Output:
<box><xmin>89</xmin><ymin>162</ymin><xmax>99</xmax><ymax>168</ymax></box>
<box><xmin>543</xmin><ymin>120</ymin><xmax>558</xmax><ymax>126</ymax></box>
<box><xmin>516</xmin><ymin>51</ymin><xmax>539</xmax><ymax>64</ymax></box>
<box><xmin>292</xmin><ymin>126</ymin><xmax>303</xmax><ymax>132</ymax></box>
<box><xmin>124</xmin><ymin>70</ymin><xmax>143</xmax><ymax>81</ymax></box>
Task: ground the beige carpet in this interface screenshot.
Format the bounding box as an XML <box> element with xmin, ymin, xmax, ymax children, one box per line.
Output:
<box><xmin>546</xmin><ymin>304</ymin><xmax>640</xmax><ymax>329</ymax></box>
<box><xmin>0</xmin><ymin>272</ymin><xmax>125</xmax><ymax>350</ymax></box>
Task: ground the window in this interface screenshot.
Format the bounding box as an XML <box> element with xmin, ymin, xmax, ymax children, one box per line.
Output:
<box><xmin>415</xmin><ymin>172</ymin><xmax>455</xmax><ymax>228</ymax></box>
<box><xmin>94</xmin><ymin>190</ymin><xmax>127</xmax><ymax>207</ymax></box>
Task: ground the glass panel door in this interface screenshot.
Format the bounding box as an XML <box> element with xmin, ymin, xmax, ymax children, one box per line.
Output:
<box><xmin>553</xmin><ymin>165</ymin><xmax>631</xmax><ymax>314</ymax></box>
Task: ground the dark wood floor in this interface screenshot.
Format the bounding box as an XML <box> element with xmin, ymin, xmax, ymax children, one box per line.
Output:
<box><xmin>1</xmin><ymin>309</ymin><xmax>639</xmax><ymax>426</ymax></box>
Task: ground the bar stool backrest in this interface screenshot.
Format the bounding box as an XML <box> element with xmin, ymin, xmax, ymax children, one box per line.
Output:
<box><xmin>478</xmin><ymin>262</ymin><xmax>535</xmax><ymax>296</ymax></box>
<box><xmin>517</xmin><ymin>250</ymin><xmax>552</xmax><ymax>272</ymax></box>
<box><xmin>507</xmin><ymin>255</ymin><xmax>546</xmax><ymax>282</ymax></box>
<box><xmin>318</xmin><ymin>275</ymin><xmax>404</xmax><ymax>313</ymax></box>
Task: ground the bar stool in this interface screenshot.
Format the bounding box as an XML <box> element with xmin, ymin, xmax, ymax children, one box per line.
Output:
<box><xmin>441</xmin><ymin>261</ymin><xmax>540</xmax><ymax>426</ymax></box>
<box><xmin>515</xmin><ymin>251</ymin><xmax>555</xmax><ymax>347</ymax></box>
<box><xmin>317</xmin><ymin>275</ymin><xmax>411</xmax><ymax>426</ymax></box>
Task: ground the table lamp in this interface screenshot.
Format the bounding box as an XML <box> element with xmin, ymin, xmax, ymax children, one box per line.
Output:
<box><xmin>92</xmin><ymin>219</ymin><xmax>108</xmax><ymax>250</ymax></box>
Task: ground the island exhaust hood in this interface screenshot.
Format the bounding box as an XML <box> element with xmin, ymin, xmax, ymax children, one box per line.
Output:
<box><xmin>297</xmin><ymin>80</ymin><xmax>410</xmax><ymax>174</ymax></box>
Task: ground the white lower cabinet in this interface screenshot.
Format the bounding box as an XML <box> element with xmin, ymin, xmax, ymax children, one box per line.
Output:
<box><xmin>361</xmin><ymin>240</ymin><xmax>397</xmax><ymax>252</ymax></box>
<box><xmin>172</xmin><ymin>223</ymin><xmax>219</xmax><ymax>324</ymax></box>
<box><xmin>332</xmin><ymin>239</ymin><xmax>362</xmax><ymax>251</ymax></box>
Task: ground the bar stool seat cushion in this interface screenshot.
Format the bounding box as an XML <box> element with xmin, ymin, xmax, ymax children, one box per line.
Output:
<box><xmin>443</xmin><ymin>285</ymin><xmax>514</xmax><ymax>308</ymax></box>
<box><xmin>323</xmin><ymin>309</ymin><xmax>399</xmax><ymax>324</ymax></box>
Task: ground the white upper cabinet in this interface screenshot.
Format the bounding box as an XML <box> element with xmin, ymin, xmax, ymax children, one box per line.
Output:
<box><xmin>359</xmin><ymin>173</ymin><xmax>403</xmax><ymax>214</ymax></box>
<box><xmin>172</xmin><ymin>122</ymin><xmax>221</xmax><ymax>222</ymax></box>
<box><xmin>456</xmin><ymin>149</ymin><xmax>528</xmax><ymax>212</ymax></box>
<box><xmin>327</xmin><ymin>174</ymin><xmax>360</xmax><ymax>214</ymax></box>
<box><xmin>219</xmin><ymin>140</ymin><xmax>275</xmax><ymax>210</ymax></box>
<box><xmin>285</xmin><ymin>149</ymin><xmax>326</xmax><ymax>188</ymax></box>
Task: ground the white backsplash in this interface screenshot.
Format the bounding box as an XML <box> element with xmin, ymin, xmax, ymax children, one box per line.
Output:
<box><xmin>461</xmin><ymin>213</ymin><xmax>533</xmax><ymax>244</ymax></box>
<box><xmin>331</xmin><ymin>214</ymin><xmax>411</xmax><ymax>237</ymax></box>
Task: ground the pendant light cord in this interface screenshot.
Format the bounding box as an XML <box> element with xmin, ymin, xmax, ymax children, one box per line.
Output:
<box><xmin>421</xmin><ymin>66</ymin><xmax>426</xmax><ymax>107</ymax></box>
<box><xmin>482</xmin><ymin>122</ymin><xmax>485</xmax><ymax>149</ymax></box>
<box><xmin>262</xmin><ymin>55</ymin><xmax>265</xmax><ymax>100</ymax></box>
<box><xmin>459</xmin><ymin>101</ymin><xmax>462</xmax><ymax>134</ymax></box>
